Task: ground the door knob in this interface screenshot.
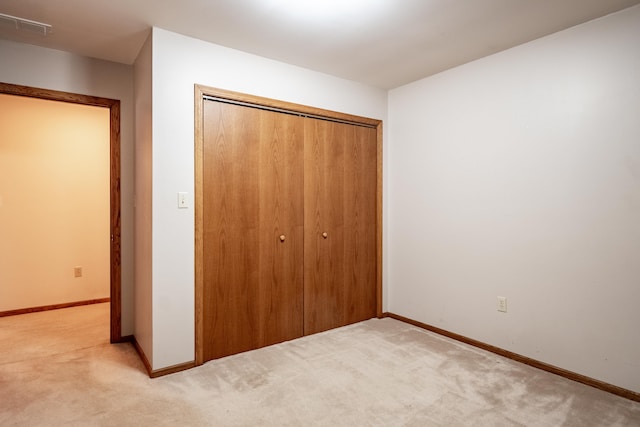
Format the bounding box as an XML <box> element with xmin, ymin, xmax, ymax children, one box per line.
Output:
<box><xmin>322</xmin><ymin>232</ymin><xmax>328</xmax><ymax>239</ymax></box>
<box><xmin>279</xmin><ymin>235</ymin><xmax>286</xmax><ymax>242</ymax></box>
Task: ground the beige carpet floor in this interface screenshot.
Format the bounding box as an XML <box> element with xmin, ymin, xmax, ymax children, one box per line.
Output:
<box><xmin>0</xmin><ymin>303</ymin><xmax>639</xmax><ymax>426</ymax></box>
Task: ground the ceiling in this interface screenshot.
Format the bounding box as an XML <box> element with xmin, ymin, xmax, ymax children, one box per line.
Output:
<box><xmin>1</xmin><ymin>0</ymin><xmax>639</xmax><ymax>89</ymax></box>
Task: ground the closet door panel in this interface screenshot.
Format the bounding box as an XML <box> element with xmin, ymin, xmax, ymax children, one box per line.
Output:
<box><xmin>343</xmin><ymin>126</ymin><xmax>377</xmax><ymax>324</ymax></box>
<box><xmin>257</xmin><ymin>111</ymin><xmax>304</xmax><ymax>347</ymax></box>
<box><xmin>304</xmin><ymin>119</ymin><xmax>377</xmax><ymax>335</ymax></box>
<box><xmin>304</xmin><ymin>119</ymin><xmax>346</xmax><ymax>334</ymax></box>
<box><xmin>203</xmin><ymin>101</ymin><xmax>304</xmax><ymax>361</ymax></box>
<box><xmin>203</xmin><ymin>101</ymin><xmax>260</xmax><ymax>360</ymax></box>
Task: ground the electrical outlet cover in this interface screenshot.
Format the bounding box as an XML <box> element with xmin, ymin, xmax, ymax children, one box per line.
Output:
<box><xmin>497</xmin><ymin>296</ymin><xmax>507</xmax><ymax>312</ymax></box>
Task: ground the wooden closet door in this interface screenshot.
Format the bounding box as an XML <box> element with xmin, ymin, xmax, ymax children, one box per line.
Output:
<box><xmin>202</xmin><ymin>101</ymin><xmax>304</xmax><ymax>361</ymax></box>
<box><xmin>343</xmin><ymin>124</ymin><xmax>377</xmax><ymax>325</ymax></box>
<box><xmin>303</xmin><ymin>118</ymin><xmax>377</xmax><ymax>335</ymax></box>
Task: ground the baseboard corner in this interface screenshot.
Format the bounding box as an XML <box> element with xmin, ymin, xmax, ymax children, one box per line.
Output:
<box><xmin>150</xmin><ymin>361</ymin><xmax>197</xmax><ymax>378</ymax></box>
<box><xmin>130</xmin><ymin>335</ymin><xmax>153</xmax><ymax>377</ymax></box>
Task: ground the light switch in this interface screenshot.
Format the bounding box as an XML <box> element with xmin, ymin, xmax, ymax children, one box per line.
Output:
<box><xmin>178</xmin><ymin>192</ymin><xmax>188</xmax><ymax>209</ymax></box>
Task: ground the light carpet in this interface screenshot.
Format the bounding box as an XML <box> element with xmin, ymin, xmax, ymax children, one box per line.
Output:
<box><xmin>1</xmin><ymin>303</ymin><xmax>639</xmax><ymax>426</ymax></box>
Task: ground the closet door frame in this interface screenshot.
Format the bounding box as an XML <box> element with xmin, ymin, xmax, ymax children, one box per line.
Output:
<box><xmin>194</xmin><ymin>85</ymin><xmax>382</xmax><ymax>366</ymax></box>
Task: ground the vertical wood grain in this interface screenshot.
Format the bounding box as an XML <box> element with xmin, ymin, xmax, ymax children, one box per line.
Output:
<box><xmin>109</xmin><ymin>100</ymin><xmax>122</xmax><ymax>343</ymax></box>
<box><xmin>203</xmin><ymin>101</ymin><xmax>260</xmax><ymax>360</ymax></box>
<box><xmin>202</xmin><ymin>101</ymin><xmax>304</xmax><ymax>361</ymax></box>
<box><xmin>343</xmin><ymin>125</ymin><xmax>377</xmax><ymax>325</ymax></box>
<box><xmin>196</xmin><ymin>85</ymin><xmax>382</xmax><ymax>362</ymax></box>
<box><xmin>304</xmin><ymin>119</ymin><xmax>376</xmax><ymax>334</ymax></box>
<box><xmin>257</xmin><ymin>109</ymin><xmax>304</xmax><ymax>347</ymax></box>
<box><xmin>194</xmin><ymin>86</ymin><xmax>205</xmax><ymax>364</ymax></box>
<box><xmin>376</xmin><ymin>123</ymin><xmax>384</xmax><ymax>318</ymax></box>
<box><xmin>303</xmin><ymin>119</ymin><xmax>345</xmax><ymax>334</ymax></box>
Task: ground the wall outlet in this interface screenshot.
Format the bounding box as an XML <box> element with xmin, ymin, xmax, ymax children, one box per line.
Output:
<box><xmin>497</xmin><ymin>296</ymin><xmax>507</xmax><ymax>313</ymax></box>
<box><xmin>74</xmin><ymin>266</ymin><xmax>83</xmax><ymax>278</ymax></box>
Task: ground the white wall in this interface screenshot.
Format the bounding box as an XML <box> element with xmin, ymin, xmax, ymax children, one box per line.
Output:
<box><xmin>149</xmin><ymin>27</ymin><xmax>388</xmax><ymax>370</ymax></box>
<box><xmin>133</xmin><ymin>34</ymin><xmax>154</xmax><ymax>364</ymax></box>
<box><xmin>388</xmin><ymin>5</ymin><xmax>640</xmax><ymax>392</ymax></box>
<box><xmin>0</xmin><ymin>39</ymin><xmax>135</xmax><ymax>335</ymax></box>
<box><xmin>0</xmin><ymin>94</ymin><xmax>109</xmax><ymax>311</ymax></box>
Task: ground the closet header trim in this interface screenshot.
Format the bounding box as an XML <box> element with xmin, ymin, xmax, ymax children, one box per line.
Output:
<box><xmin>203</xmin><ymin>95</ymin><xmax>377</xmax><ymax>129</ymax></box>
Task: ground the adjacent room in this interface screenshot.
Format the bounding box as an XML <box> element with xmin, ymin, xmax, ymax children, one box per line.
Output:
<box><xmin>1</xmin><ymin>0</ymin><xmax>639</xmax><ymax>424</ymax></box>
<box><xmin>0</xmin><ymin>94</ymin><xmax>111</xmax><ymax>314</ymax></box>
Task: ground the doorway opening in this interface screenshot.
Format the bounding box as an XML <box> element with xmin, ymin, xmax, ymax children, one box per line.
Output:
<box><xmin>0</xmin><ymin>82</ymin><xmax>121</xmax><ymax>343</ymax></box>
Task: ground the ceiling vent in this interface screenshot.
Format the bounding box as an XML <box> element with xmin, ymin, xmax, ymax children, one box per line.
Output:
<box><xmin>0</xmin><ymin>13</ymin><xmax>52</xmax><ymax>35</ymax></box>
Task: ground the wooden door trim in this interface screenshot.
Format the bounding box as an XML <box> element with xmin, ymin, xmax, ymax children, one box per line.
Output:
<box><xmin>194</xmin><ymin>85</ymin><xmax>205</xmax><ymax>365</ymax></box>
<box><xmin>199</xmin><ymin>87</ymin><xmax>380</xmax><ymax>128</ymax></box>
<box><xmin>194</xmin><ymin>84</ymin><xmax>383</xmax><ymax>365</ymax></box>
<box><xmin>376</xmin><ymin>122</ymin><xmax>383</xmax><ymax>318</ymax></box>
<box><xmin>0</xmin><ymin>82</ymin><xmax>122</xmax><ymax>343</ymax></box>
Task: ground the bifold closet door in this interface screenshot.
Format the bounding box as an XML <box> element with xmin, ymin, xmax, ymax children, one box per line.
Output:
<box><xmin>303</xmin><ymin>118</ymin><xmax>377</xmax><ymax>335</ymax></box>
<box><xmin>202</xmin><ymin>100</ymin><xmax>304</xmax><ymax>361</ymax></box>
